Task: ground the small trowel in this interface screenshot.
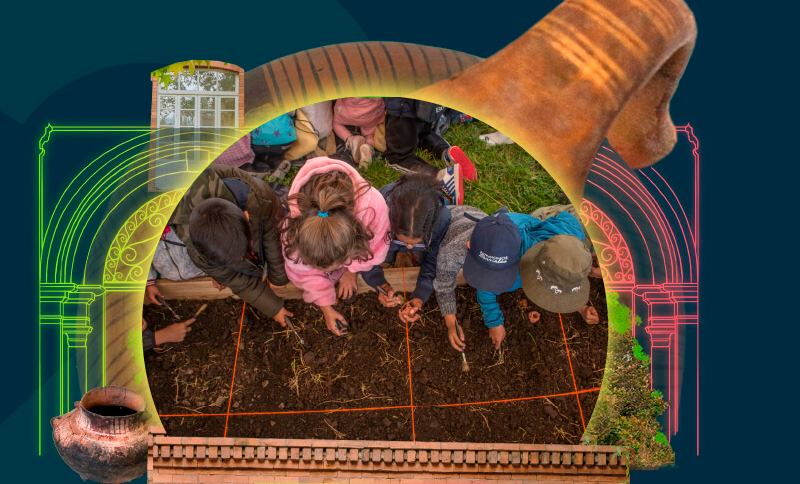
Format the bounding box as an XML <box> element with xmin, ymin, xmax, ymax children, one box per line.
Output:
<box><xmin>155</xmin><ymin>295</ymin><xmax>180</xmax><ymax>320</ymax></box>
<box><xmin>454</xmin><ymin>323</ymin><xmax>470</xmax><ymax>372</ymax></box>
<box><xmin>284</xmin><ymin>316</ymin><xmax>305</xmax><ymax>346</ymax></box>
<box><xmin>191</xmin><ymin>303</ymin><xmax>208</xmax><ymax>319</ymax></box>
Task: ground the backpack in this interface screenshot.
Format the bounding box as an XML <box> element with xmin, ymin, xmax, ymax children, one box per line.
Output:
<box><xmin>414</xmin><ymin>101</ymin><xmax>449</xmax><ymax>124</ymax></box>
<box><xmin>251</xmin><ymin>113</ymin><xmax>297</xmax><ymax>146</ymax></box>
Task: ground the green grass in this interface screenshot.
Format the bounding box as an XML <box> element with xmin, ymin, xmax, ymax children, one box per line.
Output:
<box><xmin>275</xmin><ymin>120</ymin><xmax>562</xmax><ymax>215</ymax></box>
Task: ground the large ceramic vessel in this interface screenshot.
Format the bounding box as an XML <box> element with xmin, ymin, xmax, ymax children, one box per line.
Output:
<box><xmin>52</xmin><ymin>386</ymin><xmax>150</xmax><ymax>484</ymax></box>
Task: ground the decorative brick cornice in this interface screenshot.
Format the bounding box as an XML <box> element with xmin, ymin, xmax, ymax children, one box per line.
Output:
<box><xmin>148</xmin><ymin>426</ymin><xmax>627</xmax><ymax>483</ymax></box>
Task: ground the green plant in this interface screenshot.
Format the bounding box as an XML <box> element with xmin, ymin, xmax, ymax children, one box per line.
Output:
<box><xmin>151</xmin><ymin>60</ymin><xmax>222</xmax><ymax>89</ymax></box>
<box><xmin>606</xmin><ymin>292</ymin><xmax>643</xmax><ymax>335</ymax></box>
<box><xmin>584</xmin><ymin>293</ymin><xmax>675</xmax><ymax>469</ymax></box>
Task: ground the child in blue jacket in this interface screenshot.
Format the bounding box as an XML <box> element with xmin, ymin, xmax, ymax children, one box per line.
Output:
<box><xmin>435</xmin><ymin>207</ymin><xmax>595</xmax><ymax>351</ymax></box>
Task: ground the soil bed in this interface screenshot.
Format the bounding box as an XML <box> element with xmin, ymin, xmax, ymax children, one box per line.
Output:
<box><xmin>145</xmin><ymin>278</ymin><xmax>607</xmax><ymax>444</ymax></box>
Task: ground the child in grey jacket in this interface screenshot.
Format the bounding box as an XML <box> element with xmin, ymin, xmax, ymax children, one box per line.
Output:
<box><xmin>432</xmin><ymin>206</ymin><xmax>488</xmax><ymax>350</ymax></box>
<box><xmin>144</xmin><ymin>226</ymin><xmax>207</xmax><ymax>305</ymax></box>
<box><xmin>142</xmin><ymin>226</ymin><xmax>207</xmax><ymax>351</ymax></box>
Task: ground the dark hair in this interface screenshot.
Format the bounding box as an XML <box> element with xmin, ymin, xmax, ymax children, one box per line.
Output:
<box><xmin>386</xmin><ymin>174</ymin><xmax>444</xmax><ymax>247</ymax></box>
<box><xmin>283</xmin><ymin>171</ymin><xmax>375</xmax><ymax>269</ymax></box>
<box><xmin>189</xmin><ymin>198</ymin><xmax>251</xmax><ymax>265</ymax></box>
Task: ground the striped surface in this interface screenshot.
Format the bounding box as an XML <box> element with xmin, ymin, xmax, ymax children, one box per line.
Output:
<box><xmin>244</xmin><ymin>42</ymin><xmax>481</xmax><ymax>127</ymax></box>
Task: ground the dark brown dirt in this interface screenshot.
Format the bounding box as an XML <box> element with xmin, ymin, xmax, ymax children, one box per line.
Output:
<box><xmin>143</xmin><ymin>299</ymin><xmax>242</xmax><ymax>416</ymax></box>
<box><xmin>144</xmin><ymin>277</ymin><xmax>608</xmax><ymax>444</ymax></box>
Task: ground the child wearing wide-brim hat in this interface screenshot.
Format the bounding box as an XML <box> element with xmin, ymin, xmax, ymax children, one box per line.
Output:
<box><xmin>520</xmin><ymin>234</ymin><xmax>598</xmax><ymax>322</ymax></box>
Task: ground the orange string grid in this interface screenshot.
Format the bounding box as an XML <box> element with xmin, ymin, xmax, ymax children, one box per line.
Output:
<box><xmin>223</xmin><ymin>301</ymin><xmax>247</xmax><ymax>437</ymax></box>
<box><xmin>158</xmin><ymin>274</ymin><xmax>596</xmax><ymax>442</ymax></box>
<box><xmin>158</xmin><ymin>388</ymin><xmax>601</xmax><ymax>418</ymax></box>
<box><xmin>401</xmin><ymin>266</ymin><xmax>416</xmax><ymax>441</ymax></box>
<box><xmin>559</xmin><ymin>313</ymin><xmax>586</xmax><ymax>431</ymax></box>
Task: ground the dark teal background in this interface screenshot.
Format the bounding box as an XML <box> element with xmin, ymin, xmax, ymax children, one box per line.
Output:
<box><xmin>3</xmin><ymin>0</ymin><xmax>789</xmax><ymax>481</ymax></box>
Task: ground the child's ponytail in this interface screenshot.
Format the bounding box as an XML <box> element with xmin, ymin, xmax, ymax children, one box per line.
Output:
<box><xmin>283</xmin><ymin>171</ymin><xmax>375</xmax><ymax>269</ymax></box>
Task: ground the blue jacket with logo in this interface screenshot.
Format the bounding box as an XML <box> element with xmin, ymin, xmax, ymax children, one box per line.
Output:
<box><xmin>476</xmin><ymin>211</ymin><xmax>584</xmax><ymax>328</ymax></box>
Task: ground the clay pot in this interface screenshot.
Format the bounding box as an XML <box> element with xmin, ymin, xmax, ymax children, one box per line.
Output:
<box><xmin>52</xmin><ymin>386</ymin><xmax>150</xmax><ymax>484</ymax></box>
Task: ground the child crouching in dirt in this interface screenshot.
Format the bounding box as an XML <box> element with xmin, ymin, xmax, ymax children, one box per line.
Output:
<box><xmin>361</xmin><ymin>174</ymin><xmax>451</xmax><ymax>323</ymax></box>
<box><xmin>166</xmin><ymin>165</ymin><xmax>293</xmax><ymax>327</ymax></box>
<box><xmin>434</xmin><ymin>206</ymin><xmax>594</xmax><ymax>352</ymax></box>
<box><xmin>282</xmin><ymin>157</ymin><xmax>390</xmax><ymax>336</ymax></box>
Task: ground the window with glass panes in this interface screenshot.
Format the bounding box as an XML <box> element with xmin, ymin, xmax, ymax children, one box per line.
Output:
<box><xmin>157</xmin><ymin>69</ymin><xmax>239</xmax><ymax>128</ymax></box>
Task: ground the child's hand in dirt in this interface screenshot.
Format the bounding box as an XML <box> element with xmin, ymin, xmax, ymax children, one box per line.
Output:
<box><xmin>444</xmin><ymin>315</ymin><xmax>466</xmax><ymax>352</ymax></box>
<box><xmin>337</xmin><ymin>270</ymin><xmax>358</xmax><ymax>300</ymax></box>
<box><xmin>488</xmin><ymin>325</ymin><xmax>506</xmax><ymax>350</ymax></box>
<box><xmin>272</xmin><ymin>307</ymin><xmax>294</xmax><ymax>327</ymax></box>
<box><xmin>321</xmin><ymin>306</ymin><xmax>349</xmax><ymax>336</ymax></box>
<box><xmin>378</xmin><ymin>284</ymin><xmax>402</xmax><ymax>307</ymax></box>
<box><xmin>579</xmin><ymin>305</ymin><xmax>599</xmax><ymax>324</ymax></box>
<box><xmin>212</xmin><ymin>280</ymin><xmax>227</xmax><ymax>291</ymax></box>
<box><xmin>145</xmin><ymin>285</ymin><xmax>164</xmax><ymax>305</ymax></box>
<box><xmin>154</xmin><ymin>318</ymin><xmax>195</xmax><ymax>345</ymax></box>
<box><xmin>399</xmin><ymin>298</ymin><xmax>423</xmax><ymax>323</ymax></box>
<box><xmin>528</xmin><ymin>311</ymin><xmax>541</xmax><ymax>324</ymax></box>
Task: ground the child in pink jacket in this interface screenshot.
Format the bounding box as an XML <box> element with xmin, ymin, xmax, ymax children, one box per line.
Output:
<box><xmin>283</xmin><ymin>157</ymin><xmax>390</xmax><ymax>335</ymax></box>
<box><xmin>332</xmin><ymin>97</ymin><xmax>385</xmax><ymax>167</ymax></box>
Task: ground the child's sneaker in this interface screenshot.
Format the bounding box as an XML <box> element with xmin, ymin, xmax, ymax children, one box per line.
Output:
<box><xmin>478</xmin><ymin>131</ymin><xmax>514</xmax><ymax>147</ymax></box>
<box><xmin>439</xmin><ymin>163</ymin><xmax>463</xmax><ymax>205</ymax></box>
<box><xmin>358</xmin><ymin>144</ymin><xmax>374</xmax><ymax>169</ymax></box>
<box><xmin>346</xmin><ymin>135</ymin><xmax>366</xmax><ymax>161</ymax></box>
<box><xmin>443</xmin><ymin>146</ymin><xmax>477</xmax><ymax>182</ymax></box>
<box><xmin>270</xmin><ymin>159</ymin><xmax>291</xmax><ymax>180</ymax></box>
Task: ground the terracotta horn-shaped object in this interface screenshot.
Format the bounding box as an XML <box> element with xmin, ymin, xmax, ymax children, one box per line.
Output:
<box><xmin>244</xmin><ymin>0</ymin><xmax>696</xmax><ymax>200</ymax></box>
<box><xmin>414</xmin><ymin>0</ymin><xmax>697</xmax><ymax>198</ymax></box>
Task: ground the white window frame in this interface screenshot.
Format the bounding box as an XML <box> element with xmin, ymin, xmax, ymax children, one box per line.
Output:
<box><xmin>156</xmin><ymin>68</ymin><xmax>239</xmax><ymax>129</ymax></box>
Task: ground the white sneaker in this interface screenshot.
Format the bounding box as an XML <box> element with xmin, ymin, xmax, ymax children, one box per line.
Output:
<box><xmin>347</xmin><ymin>135</ymin><xmax>366</xmax><ymax>161</ymax></box>
<box><xmin>439</xmin><ymin>163</ymin><xmax>463</xmax><ymax>205</ymax></box>
<box><xmin>358</xmin><ymin>144</ymin><xmax>374</xmax><ymax>169</ymax></box>
<box><xmin>479</xmin><ymin>131</ymin><xmax>514</xmax><ymax>147</ymax></box>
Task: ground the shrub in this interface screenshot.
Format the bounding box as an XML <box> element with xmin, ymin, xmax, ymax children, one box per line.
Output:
<box><xmin>583</xmin><ymin>293</ymin><xmax>675</xmax><ymax>469</ymax></box>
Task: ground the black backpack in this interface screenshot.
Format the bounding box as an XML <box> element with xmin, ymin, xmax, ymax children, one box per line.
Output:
<box><xmin>414</xmin><ymin>101</ymin><xmax>449</xmax><ymax>124</ymax></box>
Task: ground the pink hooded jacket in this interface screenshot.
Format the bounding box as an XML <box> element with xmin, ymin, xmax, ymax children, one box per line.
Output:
<box><xmin>332</xmin><ymin>97</ymin><xmax>385</xmax><ymax>146</ymax></box>
<box><xmin>283</xmin><ymin>158</ymin><xmax>390</xmax><ymax>306</ymax></box>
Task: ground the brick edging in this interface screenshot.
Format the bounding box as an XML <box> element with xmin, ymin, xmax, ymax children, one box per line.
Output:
<box><xmin>149</xmin><ymin>426</ymin><xmax>626</xmax><ymax>481</ymax></box>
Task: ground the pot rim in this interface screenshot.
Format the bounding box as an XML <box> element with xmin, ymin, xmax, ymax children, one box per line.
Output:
<box><xmin>80</xmin><ymin>385</ymin><xmax>146</xmax><ymax>418</ymax></box>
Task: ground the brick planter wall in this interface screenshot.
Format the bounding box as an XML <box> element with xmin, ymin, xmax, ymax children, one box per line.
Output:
<box><xmin>149</xmin><ymin>426</ymin><xmax>627</xmax><ymax>483</ymax></box>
